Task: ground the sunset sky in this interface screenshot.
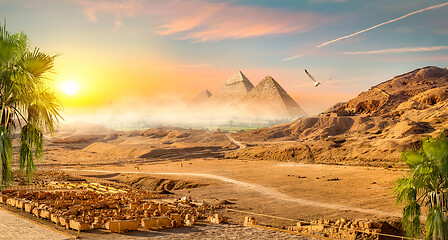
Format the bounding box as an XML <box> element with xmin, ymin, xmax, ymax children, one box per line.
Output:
<box><xmin>1</xmin><ymin>0</ymin><xmax>448</xmax><ymax>119</ymax></box>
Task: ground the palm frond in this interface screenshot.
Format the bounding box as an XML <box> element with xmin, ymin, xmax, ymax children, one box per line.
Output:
<box><xmin>19</xmin><ymin>123</ymin><xmax>43</xmax><ymax>182</ymax></box>
<box><xmin>401</xmin><ymin>150</ymin><xmax>426</xmax><ymax>169</ymax></box>
<box><xmin>0</xmin><ymin>126</ymin><xmax>13</xmax><ymax>186</ymax></box>
<box><xmin>425</xmin><ymin>206</ymin><xmax>448</xmax><ymax>240</ymax></box>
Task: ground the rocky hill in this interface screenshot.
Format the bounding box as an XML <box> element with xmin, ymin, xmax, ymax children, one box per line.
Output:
<box><xmin>227</xmin><ymin>66</ymin><xmax>448</xmax><ymax>166</ymax></box>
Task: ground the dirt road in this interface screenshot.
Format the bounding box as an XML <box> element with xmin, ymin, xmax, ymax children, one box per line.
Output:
<box><xmin>60</xmin><ymin>168</ymin><xmax>401</xmax><ymax>218</ymax></box>
<box><xmin>226</xmin><ymin>133</ymin><xmax>246</xmax><ymax>149</ymax></box>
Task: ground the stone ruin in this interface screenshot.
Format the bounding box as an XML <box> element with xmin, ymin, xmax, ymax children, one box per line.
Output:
<box><xmin>0</xmin><ymin>185</ymin><xmax>226</xmax><ymax>234</ymax></box>
<box><xmin>243</xmin><ymin>216</ymin><xmax>403</xmax><ymax>240</ymax></box>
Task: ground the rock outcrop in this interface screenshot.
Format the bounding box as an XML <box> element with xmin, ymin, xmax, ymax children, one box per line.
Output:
<box><xmin>227</xmin><ymin>66</ymin><xmax>448</xmax><ymax>166</ymax></box>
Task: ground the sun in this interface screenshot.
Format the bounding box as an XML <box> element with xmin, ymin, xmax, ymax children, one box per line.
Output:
<box><xmin>60</xmin><ymin>80</ymin><xmax>79</xmax><ymax>96</ymax></box>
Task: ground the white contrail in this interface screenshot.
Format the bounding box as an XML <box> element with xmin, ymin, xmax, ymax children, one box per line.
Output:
<box><xmin>282</xmin><ymin>2</ymin><xmax>448</xmax><ymax>61</ymax></box>
<box><xmin>317</xmin><ymin>2</ymin><xmax>448</xmax><ymax>48</ymax></box>
<box><xmin>344</xmin><ymin>45</ymin><xmax>448</xmax><ymax>55</ymax></box>
<box><xmin>281</xmin><ymin>53</ymin><xmax>306</xmax><ymax>62</ymax></box>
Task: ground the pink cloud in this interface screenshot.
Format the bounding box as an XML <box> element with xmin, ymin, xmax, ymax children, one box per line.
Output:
<box><xmin>69</xmin><ymin>0</ymin><xmax>326</xmax><ymax>41</ymax></box>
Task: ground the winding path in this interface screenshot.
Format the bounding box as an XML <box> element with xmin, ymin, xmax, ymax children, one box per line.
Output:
<box><xmin>225</xmin><ymin>133</ymin><xmax>246</xmax><ymax>149</ymax></box>
<box><xmin>59</xmin><ymin>168</ymin><xmax>401</xmax><ymax>218</ymax></box>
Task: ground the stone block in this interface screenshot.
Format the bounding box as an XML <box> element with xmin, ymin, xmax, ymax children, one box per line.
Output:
<box><xmin>24</xmin><ymin>203</ymin><xmax>35</xmax><ymax>213</ymax></box>
<box><xmin>108</xmin><ymin>204</ymin><xmax>118</xmax><ymax>209</ymax></box>
<box><xmin>184</xmin><ymin>219</ymin><xmax>195</xmax><ymax>226</ymax></box>
<box><xmin>91</xmin><ymin>223</ymin><xmax>103</xmax><ymax>229</ymax></box>
<box><xmin>70</xmin><ymin>219</ymin><xmax>90</xmax><ymax>231</ymax></box>
<box><xmin>32</xmin><ymin>208</ymin><xmax>42</xmax><ymax>218</ymax></box>
<box><xmin>157</xmin><ymin>217</ymin><xmax>172</xmax><ymax>228</ymax></box>
<box><xmin>141</xmin><ymin>217</ymin><xmax>172</xmax><ymax>230</ymax></box>
<box><xmin>0</xmin><ymin>195</ymin><xmax>9</xmax><ymax>203</ymax></box>
<box><xmin>51</xmin><ymin>214</ymin><xmax>60</xmax><ymax>225</ymax></box>
<box><xmin>208</xmin><ymin>214</ymin><xmax>224</xmax><ymax>224</ymax></box>
<box><xmin>106</xmin><ymin>220</ymin><xmax>139</xmax><ymax>233</ymax></box>
<box><xmin>158</xmin><ymin>204</ymin><xmax>169</xmax><ymax>213</ymax></box>
<box><xmin>243</xmin><ymin>216</ymin><xmax>257</xmax><ymax>227</ymax></box>
<box><xmin>6</xmin><ymin>198</ymin><xmax>16</xmax><ymax>207</ymax></box>
<box><xmin>141</xmin><ymin>218</ymin><xmax>159</xmax><ymax>230</ymax></box>
<box><xmin>59</xmin><ymin>217</ymin><xmax>69</xmax><ymax>227</ymax></box>
<box><xmin>170</xmin><ymin>213</ymin><xmax>181</xmax><ymax>221</ymax></box>
<box><xmin>40</xmin><ymin>209</ymin><xmax>51</xmax><ymax>219</ymax></box>
<box><xmin>171</xmin><ymin>220</ymin><xmax>183</xmax><ymax>227</ymax></box>
<box><xmin>16</xmin><ymin>199</ymin><xmax>27</xmax><ymax>209</ymax></box>
<box><xmin>364</xmin><ymin>221</ymin><xmax>373</xmax><ymax>228</ymax></box>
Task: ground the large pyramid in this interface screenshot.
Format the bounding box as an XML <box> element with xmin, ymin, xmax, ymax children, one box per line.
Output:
<box><xmin>240</xmin><ymin>76</ymin><xmax>307</xmax><ymax>118</ymax></box>
<box><xmin>209</xmin><ymin>71</ymin><xmax>254</xmax><ymax>104</ymax></box>
<box><xmin>191</xmin><ymin>90</ymin><xmax>212</xmax><ymax>104</ymax></box>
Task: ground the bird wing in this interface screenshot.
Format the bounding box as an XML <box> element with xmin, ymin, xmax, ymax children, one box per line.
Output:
<box><xmin>305</xmin><ymin>69</ymin><xmax>317</xmax><ymax>82</ymax></box>
<box><xmin>321</xmin><ymin>77</ymin><xmax>333</xmax><ymax>84</ymax></box>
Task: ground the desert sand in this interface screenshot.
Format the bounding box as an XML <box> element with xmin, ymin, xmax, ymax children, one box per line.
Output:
<box><xmin>35</xmin><ymin>126</ymin><xmax>405</xmax><ymax>224</ymax></box>
<box><xmin>6</xmin><ymin>66</ymin><xmax>447</xmax><ymax>238</ymax></box>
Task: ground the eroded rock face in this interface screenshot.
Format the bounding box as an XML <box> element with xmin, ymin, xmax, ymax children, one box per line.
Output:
<box><xmin>328</xmin><ymin>66</ymin><xmax>448</xmax><ymax>116</ymax></box>
<box><xmin>228</xmin><ymin>66</ymin><xmax>448</xmax><ymax>166</ymax></box>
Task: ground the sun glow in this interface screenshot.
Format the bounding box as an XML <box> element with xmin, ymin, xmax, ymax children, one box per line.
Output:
<box><xmin>61</xmin><ymin>80</ymin><xmax>79</xmax><ymax>96</ymax></box>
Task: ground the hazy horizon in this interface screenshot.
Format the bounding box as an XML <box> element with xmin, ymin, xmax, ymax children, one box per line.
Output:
<box><xmin>2</xmin><ymin>0</ymin><xmax>447</xmax><ymax>128</ymax></box>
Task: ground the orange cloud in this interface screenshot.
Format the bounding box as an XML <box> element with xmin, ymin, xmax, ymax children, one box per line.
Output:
<box><xmin>70</xmin><ymin>0</ymin><xmax>326</xmax><ymax>41</ymax></box>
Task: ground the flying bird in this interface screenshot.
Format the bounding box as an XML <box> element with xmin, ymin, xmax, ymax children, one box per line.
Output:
<box><xmin>305</xmin><ymin>69</ymin><xmax>332</xmax><ymax>87</ymax></box>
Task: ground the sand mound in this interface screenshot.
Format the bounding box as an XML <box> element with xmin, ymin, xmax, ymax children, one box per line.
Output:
<box><xmin>127</xmin><ymin>176</ymin><xmax>207</xmax><ymax>191</ymax></box>
<box><xmin>83</xmin><ymin>142</ymin><xmax>151</xmax><ymax>158</ymax></box>
<box><xmin>51</xmin><ymin>134</ymin><xmax>106</xmax><ymax>144</ymax></box>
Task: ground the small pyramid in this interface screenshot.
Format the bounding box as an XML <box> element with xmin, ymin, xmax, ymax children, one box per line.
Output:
<box><xmin>191</xmin><ymin>90</ymin><xmax>212</xmax><ymax>104</ymax></box>
<box><xmin>209</xmin><ymin>71</ymin><xmax>254</xmax><ymax>104</ymax></box>
<box><xmin>240</xmin><ymin>76</ymin><xmax>307</xmax><ymax>118</ymax></box>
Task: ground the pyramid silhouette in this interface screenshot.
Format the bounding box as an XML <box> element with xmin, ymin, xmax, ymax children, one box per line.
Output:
<box><xmin>209</xmin><ymin>71</ymin><xmax>254</xmax><ymax>104</ymax></box>
<box><xmin>191</xmin><ymin>90</ymin><xmax>212</xmax><ymax>104</ymax></box>
<box><xmin>240</xmin><ymin>76</ymin><xmax>307</xmax><ymax>118</ymax></box>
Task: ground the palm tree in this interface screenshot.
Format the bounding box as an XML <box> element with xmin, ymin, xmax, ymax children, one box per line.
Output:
<box><xmin>394</xmin><ymin>133</ymin><xmax>448</xmax><ymax>239</ymax></box>
<box><xmin>0</xmin><ymin>23</ymin><xmax>62</xmax><ymax>186</ymax></box>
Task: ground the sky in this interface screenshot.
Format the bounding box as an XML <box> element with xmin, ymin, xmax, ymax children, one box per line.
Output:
<box><xmin>1</xmin><ymin>0</ymin><xmax>448</xmax><ymax>121</ymax></box>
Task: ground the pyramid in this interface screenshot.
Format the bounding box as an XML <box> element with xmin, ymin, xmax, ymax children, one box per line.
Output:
<box><xmin>209</xmin><ymin>71</ymin><xmax>254</xmax><ymax>104</ymax></box>
<box><xmin>191</xmin><ymin>90</ymin><xmax>212</xmax><ymax>104</ymax></box>
<box><xmin>240</xmin><ymin>76</ymin><xmax>307</xmax><ymax>118</ymax></box>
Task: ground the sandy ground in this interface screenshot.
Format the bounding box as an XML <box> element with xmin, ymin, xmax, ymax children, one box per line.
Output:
<box><xmin>0</xmin><ymin>208</ymin><xmax>70</xmax><ymax>240</ymax></box>
<box><xmin>56</xmin><ymin>158</ymin><xmax>404</xmax><ymax>222</ymax></box>
<box><xmin>4</xmin><ymin>129</ymin><xmax>408</xmax><ymax>238</ymax></box>
<box><xmin>80</xmin><ymin>224</ymin><xmax>312</xmax><ymax>240</ymax></box>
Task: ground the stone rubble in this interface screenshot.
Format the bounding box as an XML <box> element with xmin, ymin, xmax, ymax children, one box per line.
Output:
<box><xmin>0</xmin><ymin>185</ymin><xmax>226</xmax><ymax>234</ymax></box>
